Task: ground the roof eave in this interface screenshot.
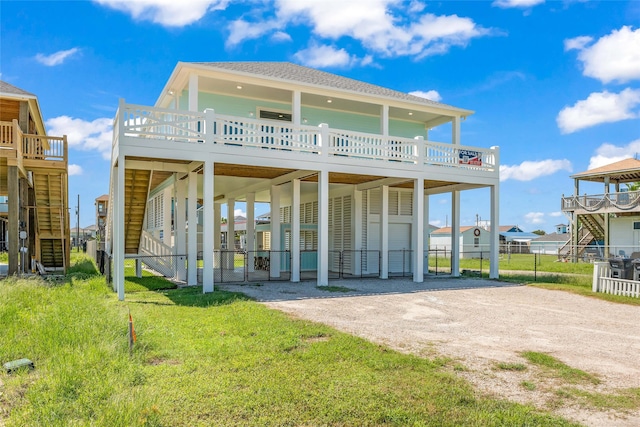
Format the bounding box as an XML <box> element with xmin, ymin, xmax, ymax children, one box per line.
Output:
<box><xmin>169</xmin><ymin>62</ymin><xmax>473</xmax><ymax>117</ymax></box>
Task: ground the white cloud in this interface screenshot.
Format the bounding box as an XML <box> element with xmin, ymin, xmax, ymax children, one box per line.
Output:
<box><xmin>549</xmin><ymin>211</ymin><xmax>564</xmax><ymax>217</ymax></box>
<box><xmin>95</xmin><ymin>0</ymin><xmax>229</xmax><ymax>27</ymax></box>
<box><xmin>34</xmin><ymin>48</ymin><xmax>80</xmax><ymax>66</ymax></box>
<box><xmin>227</xmin><ymin>0</ymin><xmax>491</xmax><ymax>62</ymax></box>
<box><xmin>409</xmin><ymin>90</ymin><xmax>442</xmax><ymax>102</ymax></box>
<box><xmin>492</xmin><ymin>0</ymin><xmax>544</xmax><ymax>8</ymax></box>
<box><xmin>587</xmin><ymin>138</ymin><xmax>640</xmax><ymax>170</ymax></box>
<box><xmin>68</xmin><ymin>164</ymin><xmax>84</xmax><ymax>176</ymax></box>
<box><xmin>566</xmin><ymin>26</ymin><xmax>640</xmax><ymax>83</ymax></box>
<box><xmin>564</xmin><ymin>35</ymin><xmax>593</xmax><ymax>51</ymax></box>
<box><xmin>556</xmin><ymin>88</ymin><xmax>640</xmax><ymax>134</ymax></box>
<box><xmin>271</xmin><ymin>31</ymin><xmax>292</xmax><ymax>43</ymax></box>
<box><xmin>46</xmin><ymin>116</ymin><xmax>113</xmax><ymax>160</ymax></box>
<box><xmin>500</xmin><ymin>159</ymin><xmax>572</xmax><ymax>181</ymax></box>
<box><xmin>233</xmin><ymin>208</ymin><xmax>246</xmax><ymax>218</ymax></box>
<box><xmin>226</xmin><ymin>18</ymin><xmax>282</xmax><ymax>47</ymax></box>
<box><xmin>524</xmin><ymin>212</ymin><xmax>545</xmax><ymax>225</ymax></box>
<box><xmin>293</xmin><ymin>43</ymin><xmax>365</xmax><ymax>68</ymax></box>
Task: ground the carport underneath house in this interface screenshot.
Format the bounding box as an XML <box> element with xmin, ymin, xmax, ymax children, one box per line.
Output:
<box><xmin>106</xmin><ymin>62</ymin><xmax>500</xmax><ymax>300</ymax></box>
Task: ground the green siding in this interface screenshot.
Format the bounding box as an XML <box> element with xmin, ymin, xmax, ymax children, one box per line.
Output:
<box><xmin>389</xmin><ymin>119</ymin><xmax>427</xmax><ymax>139</ymax></box>
<box><xmin>180</xmin><ymin>90</ymin><xmax>427</xmax><ymax>137</ymax></box>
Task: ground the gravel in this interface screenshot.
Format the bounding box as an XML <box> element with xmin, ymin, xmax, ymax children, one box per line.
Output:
<box><xmin>219</xmin><ymin>277</ymin><xmax>640</xmax><ymax>426</ymax></box>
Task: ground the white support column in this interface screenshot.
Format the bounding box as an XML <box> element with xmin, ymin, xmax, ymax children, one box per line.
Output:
<box><xmin>452</xmin><ymin>116</ymin><xmax>461</xmax><ymax>145</ymax></box>
<box><xmin>380</xmin><ymin>185</ymin><xmax>389</xmax><ymax>279</ymax></box>
<box><xmin>214</xmin><ymin>203</ymin><xmax>221</xmax><ymax>249</ymax></box>
<box><xmin>188</xmin><ymin>74</ymin><xmax>198</xmax><ymax>112</ymax></box>
<box><xmin>489</xmin><ymin>183</ymin><xmax>500</xmax><ymax>279</ymax></box>
<box><xmin>162</xmin><ymin>187</ymin><xmax>172</xmax><ymax>247</ymax></box>
<box><xmin>413</xmin><ymin>179</ymin><xmax>424</xmax><ymax>283</ymax></box>
<box><xmin>451</xmin><ymin>190</ymin><xmax>461</xmax><ymax>277</ymax></box>
<box><xmin>292</xmin><ymin>90</ymin><xmax>301</xmax><ymax>126</ymax></box>
<box><xmin>381</xmin><ymin>105</ymin><xmax>389</xmax><ymax>136</ymax></box>
<box><xmin>270</xmin><ymin>185</ymin><xmax>281</xmax><ymax>278</ymax></box>
<box><xmin>227</xmin><ymin>198</ymin><xmax>235</xmax><ymax>269</ymax></box>
<box><xmin>176</xmin><ymin>178</ymin><xmax>187</xmax><ymax>281</ymax></box>
<box><xmin>246</xmin><ymin>192</ymin><xmax>255</xmax><ymax>273</ymax></box>
<box><xmin>292</xmin><ymin>179</ymin><xmax>301</xmax><ymax>282</ymax></box>
<box><xmin>423</xmin><ymin>195</ymin><xmax>430</xmax><ymax>274</ymax></box>
<box><xmin>318</xmin><ymin>171</ymin><xmax>329</xmax><ymax>286</ymax></box>
<box><xmin>354</xmin><ymin>189</ymin><xmax>363</xmax><ymax>276</ymax></box>
<box><xmin>202</xmin><ymin>161</ymin><xmax>214</xmax><ymax>293</ymax></box>
<box><xmin>115</xmin><ymin>158</ymin><xmax>125</xmax><ymax>300</ymax></box>
<box><xmin>187</xmin><ymin>170</ymin><xmax>198</xmax><ymax>286</ymax></box>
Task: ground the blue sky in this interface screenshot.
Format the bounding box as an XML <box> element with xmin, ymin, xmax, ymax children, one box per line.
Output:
<box><xmin>1</xmin><ymin>0</ymin><xmax>639</xmax><ymax>232</ymax></box>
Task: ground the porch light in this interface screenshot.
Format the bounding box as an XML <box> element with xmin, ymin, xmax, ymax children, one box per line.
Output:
<box><xmin>327</xmin><ymin>99</ymin><xmax>332</xmax><ymax>103</ymax></box>
<box><xmin>168</xmin><ymin>90</ymin><xmax>175</xmax><ymax>96</ymax></box>
<box><xmin>408</xmin><ymin>112</ymin><xmax>413</xmax><ymax>116</ymax></box>
<box><xmin>236</xmin><ymin>85</ymin><xmax>243</xmax><ymax>90</ymax></box>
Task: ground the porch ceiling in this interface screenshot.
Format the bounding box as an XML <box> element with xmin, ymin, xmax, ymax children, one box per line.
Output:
<box><xmin>196</xmin><ymin>76</ymin><xmax>445</xmax><ymax>124</ymax></box>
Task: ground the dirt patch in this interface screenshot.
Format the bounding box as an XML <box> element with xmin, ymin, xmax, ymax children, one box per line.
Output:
<box><xmin>221</xmin><ymin>278</ymin><xmax>640</xmax><ymax>426</ymax></box>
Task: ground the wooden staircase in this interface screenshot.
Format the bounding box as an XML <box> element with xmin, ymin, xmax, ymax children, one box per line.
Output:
<box><xmin>32</xmin><ymin>170</ymin><xmax>69</xmax><ymax>269</ymax></box>
<box><xmin>559</xmin><ymin>214</ymin><xmax>605</xmax><ymax>260</ymax></box>
<box><xmin>124</xmin><ymin>169</ymin><xmax>151</xmax><ymax>254</ymax></box>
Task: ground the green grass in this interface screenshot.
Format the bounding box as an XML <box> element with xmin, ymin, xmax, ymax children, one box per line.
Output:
<box><xmin>317</xmin><ymin>285</ymin><xmax>357</xmax><ymax>293</ymax></box>
<box><xmin>0</xmin><ymin>252</ymin><xmax>7</xmax><ymax>263</ymax></box>
<box><xmin>521</xmin><ymin>381</ymin><xmax>536</xmax><ymax>391</ymax></box>
<box><xmin>495</xmin><ymin>362</ymin><xmax>527</xmax><ymax>372</ymax></box>
<box><xmin>0</xmin><ymin>257</ymin><xmax>580</xmax><ymax>426</ymax></box>
<box><xmin>521</xmin><ymin>351</ymin><xmax>600</xmax><ymax>385</ymax></box>
<box><xmin>429</xmin><ymin>254</ymin><xmax>595</xmax><ymax>275</ymax></box>
<box><xmin>562</xmin><ymin>387</ymin><xmax>640</xmax><ymax>411</ymax></box>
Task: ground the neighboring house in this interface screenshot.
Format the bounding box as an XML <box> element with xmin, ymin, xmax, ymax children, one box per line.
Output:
<box><xmin>530</xmin><ymin>232</ymin><xmax>570</xmax><ymax>255</ymax></box>
<box><xmin>0</xmin><ymin>81</ymin><xmax>69</xmax><ymax>273</ymax></box>
<box><xmin>107</xmin><ymin>61</ymin><xmax>500</xmax><ymax>299</ymax></box>
<box><xmin>561</xmin><ymin>158</ymin><xmax>640</xmax><ymax>260</ymax></box>
<box><xmin>95</xmin><ymin>194</ymin><xmax>109</xmax><ymax>242</ymax></box>
<box><xmin>430</xmin><ymin>226</ymin><xmax>490</xmax><ymax>258</ymax></box>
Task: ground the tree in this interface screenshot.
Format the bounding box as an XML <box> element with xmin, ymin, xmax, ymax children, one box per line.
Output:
<box><xmin>532</xmin><ymin>230</ymin><xmax>546</xmax><ymax>236</ymax></box>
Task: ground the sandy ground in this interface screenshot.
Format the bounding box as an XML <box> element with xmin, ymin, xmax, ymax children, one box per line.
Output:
<box><xmin>219</xmin><ymin>277</ymin><xmax>640</xmax><ymax>427</ymax></box>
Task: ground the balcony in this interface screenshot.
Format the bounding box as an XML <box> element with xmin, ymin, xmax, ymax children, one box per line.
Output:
<box><xmin>561</xmin><ymin>191</ymin><xmax>640</xmax><ymax>214</ymax></box>
<box><xmin>114</xmin><ymin>102</ymin><xmax>498</xmax><ymax>174</ymax></box>
<box><xmin>0</xmin><ymin>120</ymin><xmax>68</xmax><ymax>169</ymax></box>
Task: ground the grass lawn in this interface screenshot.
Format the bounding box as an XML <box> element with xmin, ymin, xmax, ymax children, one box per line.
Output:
<box><xmin>429</xmin><ymin>253</ymin><xmax>595</xmax><ymax>275</ymax></box>
<box><xmin>0</xmin><ymin>255</ymin><xmax>579</xmax><ymax>426</ymax></box>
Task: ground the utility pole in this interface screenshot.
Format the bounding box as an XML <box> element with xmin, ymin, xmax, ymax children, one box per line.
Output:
<box><xmin>76</xmin><ymin>194</ymin><xmax>80</xmax><ymax>252</ymax></box>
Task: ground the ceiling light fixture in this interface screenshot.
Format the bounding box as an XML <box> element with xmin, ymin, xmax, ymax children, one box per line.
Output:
<box><xmin>236</xmin><ymin>85</ymin><xmax>243</xmax><ymax>90</ymax></box>
<box><xmin>327</xmin><ymin>99</ymin><xmax>332</xmax><ymax>103</ymax></box>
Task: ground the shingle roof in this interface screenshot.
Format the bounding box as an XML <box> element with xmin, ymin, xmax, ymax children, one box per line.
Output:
<box><xmin>192</xmin><ymin>62</ymin><xmax>461</xmax><ymax>111</ymax></box>
<box><xmin>0</xmin><ymin>80</ymin><xmax>35</xmax><ymax>97</ymax></box>
<box><xmin>531</xmin><ymin>232</ymin><xmax>569</xmax><ymax>243</ymax></box>
<box><xmin>572</xmin><ymin>158</ymin><xmax>640</xmax><ymax>182</ymax></box>
<box><xmin>431</xmin><ymin>226</ymin><xmax>478</xmax><ymax>234</ymax></box>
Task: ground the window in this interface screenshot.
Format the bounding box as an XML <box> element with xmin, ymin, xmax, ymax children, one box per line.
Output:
<box><xmin>633</xmin><ymin>222</ymin><xmax>640</xmax><ymax>230</ymax></box>
<box><xmin>259</xmin><ymin>110</ymin><xmax>292</xmax><ymax>121</ymax></box>
<box><xmin>474</xmin><ymin>237</ymin><xmax>479</xmax><ymax>247</ymax></box>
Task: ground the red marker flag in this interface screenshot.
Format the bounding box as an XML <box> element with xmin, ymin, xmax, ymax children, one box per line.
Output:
<box><xmin>129</xmin><ymin>312</ymin><xmax>137</xmax><ymax>343</ymax></box>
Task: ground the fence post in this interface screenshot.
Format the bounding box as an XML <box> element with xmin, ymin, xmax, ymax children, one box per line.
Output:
<box><xmin>534</xmin><ymin>253</ymin><xmax>537</xmax><ymax>281</ymax></box>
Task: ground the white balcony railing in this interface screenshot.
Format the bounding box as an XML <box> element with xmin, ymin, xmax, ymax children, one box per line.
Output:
<box><xmin>562</xmin><ymin>191</ymin><xmax>640</xmax><ymax>212</ymax></box>
<box><xmin>115</xmin><ymin>102</ymin><xmax>498</xmax><ymax>172</ymax></box>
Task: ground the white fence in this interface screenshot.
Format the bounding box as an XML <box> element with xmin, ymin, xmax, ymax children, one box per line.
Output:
<box><xmin>592</xmin><ymin>261</ymin><xmax>640</xmax><ymax>298</ymax></box>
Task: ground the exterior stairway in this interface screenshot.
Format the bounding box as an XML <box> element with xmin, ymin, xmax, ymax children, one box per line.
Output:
<box><xmin>32</xmin><ymin>170</ymin><xmax>69</xmax><ymax>269</ymax></box>
<box><xmin>558</xmin><ymin>213</ymin><xmax>604</xmax><ymax>260</ymax></box>
<box><xmin>124</xmin><ymin>169</ymin><xmax>151</xmax><ymax>254</ymax></box>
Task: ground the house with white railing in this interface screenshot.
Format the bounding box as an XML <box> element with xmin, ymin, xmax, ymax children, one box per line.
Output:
<box><xmin>561</xmin><ymin>158</ymin><xmax>640</xmax><ymax>261</ymax></box>
<box><xmin>0</xmin><ymin>81</ymin><xmax>70</xmax><ymax>274</ymax></box>
<box><xmin>107</xmin><ymin>62</ymin><xmax>500</xmax><ymax>299</ymax></box>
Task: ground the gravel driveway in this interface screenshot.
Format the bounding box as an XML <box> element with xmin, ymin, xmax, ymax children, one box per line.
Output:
<box><xmin>219</xmin><ymin>277</ymin><xmax>640</xmax><ymax>426</ymax></box>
